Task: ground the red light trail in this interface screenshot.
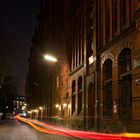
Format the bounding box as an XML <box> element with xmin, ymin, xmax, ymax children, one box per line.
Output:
<box><xmin>15</xmin><ymin>115</ymin><xmax>140</xmax><ymax>140</ymax></box>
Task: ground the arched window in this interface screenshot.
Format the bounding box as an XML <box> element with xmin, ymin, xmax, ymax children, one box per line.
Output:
<box><xmin>118</xmin><ymin>48</ymin><xmax>132</xmax><ymax>119</ymax></box>
<box><xmin>118</xmin><ymin>48</ymin><xmax>131</xmax><ymax>74</ymax></box>
<box><xmin>78</xmin><ymin>76</ymin><xmax>82</xmax><ymax>114</ymax></box>
<box><xmin>103</xmin><ymin>59</ymin><xmax>113</xmax><ymax>118</ymax></box>
<box><xmin>72</xmin><ymin>80</ymin><xmax>76</xmax><ymax>114</ymax></box>
<box><xmin>88</xmin><ymin>82</ymin><xmax>95</xmax><ymax>129</ymax></box>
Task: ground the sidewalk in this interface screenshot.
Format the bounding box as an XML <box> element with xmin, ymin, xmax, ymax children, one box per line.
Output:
<box><xmin>100</xmin><ymin>119</ymin><xmax>140</xmax><ymax>134</ymax></box>
<box><xmin>124</xmin><ymin>120</ymin><xmax>140</xmax><ymax>133</ymax></box>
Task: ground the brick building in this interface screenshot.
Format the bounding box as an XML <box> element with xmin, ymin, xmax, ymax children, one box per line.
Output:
<box><xmin>26</xmin><ymin>0</ymin><xmax>140</xmax><ymax>132</ymax></box>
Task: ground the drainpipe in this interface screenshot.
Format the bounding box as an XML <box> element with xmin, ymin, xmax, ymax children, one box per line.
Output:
<box><xmin>94</xmin><ymin>0</ymin><xmax>99</xmax><ymax>131</ymax></box>
<box><xmin>84</xmin><ymin>74</ymin><xmax>86</xmax><ymax>130</ymax></box>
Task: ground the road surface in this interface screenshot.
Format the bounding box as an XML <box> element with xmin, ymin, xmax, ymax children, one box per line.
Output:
<box><xmin>0</xmin><ymin>118</ymin><xmax>78</xmax><ymax>140</ymax></box>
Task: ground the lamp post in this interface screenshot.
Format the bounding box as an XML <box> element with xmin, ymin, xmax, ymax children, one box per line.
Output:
<box><xmin>55</xmin><ymin>103</ymin><xmax>60</xmax><ymax>118</ymax></box>
<box><xmin>44</xmin><ymin>54</ymin><xmax>69</xmax><ymax>124</ymax></box>
<box><xmin>33</xmin><ymin>82</ymin><xmax>41</xmax><ymax>113</ymax></box>
<box><xmin>44</xmin><ymin>54</ymin><xmax>58</xmax><ymax>123</ymax></box>
<box><xmin>39</xmin><ymin>106</ymin><xmax>43</xmax><ymax>120</ymax></box>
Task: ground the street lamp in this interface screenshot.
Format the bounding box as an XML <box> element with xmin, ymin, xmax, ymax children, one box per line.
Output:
<box><xmin>55</xmin><ymin>104</ymin><xmax>59</xmax><ymax>108</ymax></box>
<box><xmin>43</xmin><ymin>53</ymin><xmax>69</xmax><ymax>124</ymax></box>
<box><xmin>44</xmin><ymin>54</ymin><xmax>58</xmax><ymax>62</ymax></box>
<box><xmin>39</xmin><ymin>106</ymin><xmax>43</xmax><ymax>120</ymax></box>
<box><xmin>44</xmin><ymin>54</ymin><xmax>58</xmax><ymax>123</ymax></box>
<box><xmin>63</xmin><ymin>103</ymin><xmax>67</xmax><ymax>108</ymax></box>
<box><xmin>39</xmin><ymin>106</ymin><xmax>43</xmax><ymax>110</ymax></box>
<box><xmin>44</xmin><ymin>54</ymin><xmax>68</xmax><ymax>68</ymax></box>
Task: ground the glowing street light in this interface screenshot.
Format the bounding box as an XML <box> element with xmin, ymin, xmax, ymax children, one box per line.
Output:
<box><xmin>63</xmin><ymin>103</ymin><xmax>67</xmax><ymax>108</ymax></box>
<box><xmin>44</xmin><ymin>54</ymin><xmax>58</xmax><ymax>62</ymax></box>
<box><xmin>39</xmin><ymin>106</ymin><xmax>43</xmax><ymax>110</ymax></box>
<box><xmin>44</xmin><ymin>53</ymin><xmax>69</xmax><ymax>68</ymax></box>
<box><xmin>55</xmin><ymin>104</ymin><xmax>59</xmax><ymax>108</ymax></box>
<box><xmin>34</xmin><ymin>109</ymin><xmax>38</xmax><ymax>113</ymax></box>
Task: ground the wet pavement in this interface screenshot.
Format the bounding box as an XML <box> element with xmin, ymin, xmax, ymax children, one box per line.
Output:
<box><xmin>0</xmin><ymin>118</ymin><xmax>78</xmax><ymax>140</ymax></box>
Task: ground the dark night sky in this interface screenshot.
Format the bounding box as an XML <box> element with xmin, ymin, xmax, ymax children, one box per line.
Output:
<box><xmin>0</xmin><ymin>0</ymin><xmax>41</xmax><ymax>95</ymax></box>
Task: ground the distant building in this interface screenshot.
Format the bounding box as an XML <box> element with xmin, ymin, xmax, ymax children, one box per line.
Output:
<box><xmin>26</xmin><ymin>0</ymin><xmax>140</xmax><ymax>132</ymax></box>
<box><xmin>13</xmin><ymin>95</ymin><xmax>26</xmax><ymax>115</ymax></box>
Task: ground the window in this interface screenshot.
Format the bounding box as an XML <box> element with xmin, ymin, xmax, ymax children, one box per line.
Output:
<box><xmin>88</xmin><ymin>82</ymin><xmax>95</xmax><ymax>129</ymax></box>
<box><xmin>103</xmin><ymin>59</ymin><xmax>112</xmax><ymax>80</ymax></box>
<box><xmin>121</xmin><ymin>76</ymin><xmax>132</xmax><ymax>108</ymax></box>
<box><xmin>78</xmin><ymin>76</ymin><xmax>82</xmax><ymax>114</ymax></box>
<box><xmin>119</xmin><ymin>48</ymin><xmax>131</xmax><ymax>74</ymax></box>
<box><xmin>118</xmin><ymin>48</ymin><xmax>132</xmax><ymax>119</ymax></box>
<box><xmin>72</xmin><ymin>80</ymin><xmax>76</xmax><ymax>114</ymax></box>
<box><xmin>87</xmin><ymin>0</ymin><xmax>93</xmax><ymax>60</ymax></box>
<box><xmin>70</xmin><ymin>9</ymin><xmax>84</xmax><ymax>71</ymax></box>
<box><xmin>103</xmin><ymin>59</ymin><xmax>113</xmax><ymax>118</ymax></box>
<box><xmin>112</xmin><ymin>0</ymin><xmax>118</xmax><ymax>34</ymax></box>
<box><xmin>105</xmin><ymin>0</ymin><xmax>110</xmax><ymax>42</ymax></box>
<box><xmin>120</xmin><ymin>0</ymin><xmax>126</xmax><ymax>28</ymax></box>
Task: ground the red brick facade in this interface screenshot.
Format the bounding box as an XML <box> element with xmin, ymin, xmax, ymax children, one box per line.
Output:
<box><xmin>27</xmin><ymin>0</ymin><xmax>140</xmax><ymax>132</ymax></box>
